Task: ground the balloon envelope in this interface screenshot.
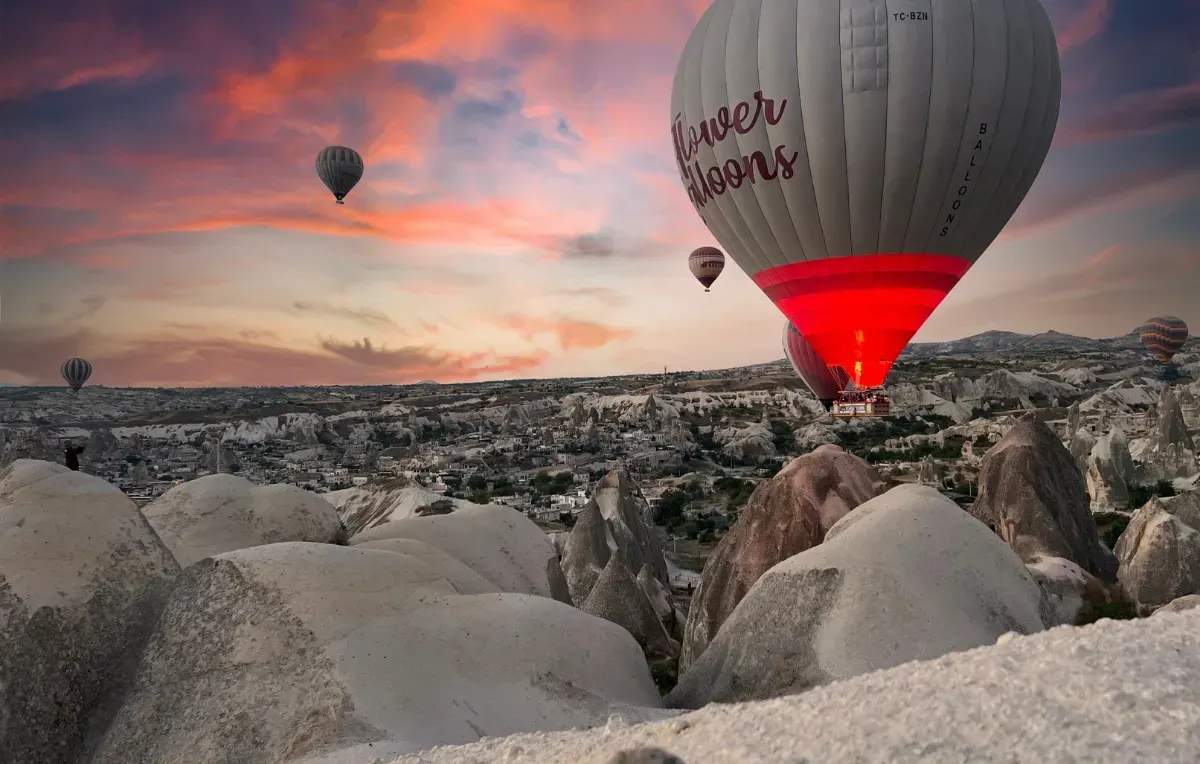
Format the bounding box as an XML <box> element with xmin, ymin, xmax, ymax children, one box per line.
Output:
<box><xmin>1139</xmin><ymin>316</ymin><xmax>1189</xmax><ymax>364</ymax></box>
<box><xmin>783</xmin><ymin>321</ymin><xmax>850</xmax><ymax>408</ymax></box>
<box><xmin>316</xmin><ymin>146</ymin><xmax>364</xmax><ymax>203</ymax></box>
<box><xmin>61</xmin><ymin>357</ymin><xmax>92</xmax><ymax>392</ymax></box>
<box><xmin>671</xmin><ymin>0</ymin><xmax>1061</xmax><ymax>387</ymax></box>
<box><xmin>688</xmin><ymin>246</ymin><xmax>726</xmax><ymax>289</ymax></box>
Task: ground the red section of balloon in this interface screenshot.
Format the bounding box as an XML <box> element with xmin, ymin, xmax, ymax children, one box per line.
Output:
<box><xmin>755</xmin><ymin>253</ymin><xmax>971</xmax><ymax>388</ymax></box>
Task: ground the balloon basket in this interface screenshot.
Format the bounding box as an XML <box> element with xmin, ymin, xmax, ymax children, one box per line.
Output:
<box><xmin>335</xmin><ymin>200</ymin><xmax>345</xmax><ymax>205</ymax></box>
<box><xmin>832</xmin><ymin>389</ymin><xmax>891</xmax><ymax>419</ymax></box>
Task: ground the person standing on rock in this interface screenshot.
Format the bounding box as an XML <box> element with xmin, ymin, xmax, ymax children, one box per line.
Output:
<box><xmin>64</xmin><ymin>441</ymin><xmax>85</xmax><ymax>471</ymax></box>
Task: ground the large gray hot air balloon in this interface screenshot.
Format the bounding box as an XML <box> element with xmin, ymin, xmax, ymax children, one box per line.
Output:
<box><xmin>783</xmin><ymin>321</ymin><xmax>850</xmax><ymax>410</ymax></box>
<box><xmin>671</xmin><ymin>0</ymin><xmax>1060</xmax><ymax>390</ymax></box>
<box><xmin>61</xmin><ymin>357</ymin><xmax>92</xmax><ymax>392</ymax></box>
<box><xmin>316</xmin><ymin>146</ymin><xmax>364</xmax><ymax>204</ymax></box>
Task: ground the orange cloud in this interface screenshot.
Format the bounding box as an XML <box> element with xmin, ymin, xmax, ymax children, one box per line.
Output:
<box><xmin>1053</xmin><ymin>0</ymin><xmax>1113</xmax><ymax>53</ymax></box>
<box><xmin>1056</xmin><ymin>82</ymin><xmax>1200</xmax><ymax>146</ymax></box>
<box><xmin>495</xmin><ymin>313</ymin><xmax>633</xmax><ymax>351</ymax></box>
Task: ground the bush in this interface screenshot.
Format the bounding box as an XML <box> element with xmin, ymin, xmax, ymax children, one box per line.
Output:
<box><xmin>649</xmin><ymin>659</ymin><xmax>679</xmax><ymax>695</ymax></box>
<box><xmin>654</xmin><ymin>489</ymin><xmax>690</xmax><ymax>525</ymax></box>
<box><xmin>1127</xmin><ymin>479</ymin><xmax>1176</xmax><ymax>509</ymax></box>
<box><xmin>768</xmin><ymin>419</ymin><xmax>795</xmax><ymax>454</ymax></box>
<box><xmin>1102</xmin><ymin>516</ymin><xmax>1130</xmax><ymax>550</ymax></box>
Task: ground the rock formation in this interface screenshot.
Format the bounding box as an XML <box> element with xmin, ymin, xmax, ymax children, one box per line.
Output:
<box><xmin>392</xmin><ymin>610</ymin><xmax>1200</xmax><ymax>764</ymax></box>
<box><xmin>0</xmin><ymin>460</ymin><xmax>180</xmax><ymax>764</ymax></box>
<box><xmin>143</xmin><ymin>473</ymin><xmax>344</xmax><ymax>567</ymax></box>
<box><xmin>1138</xmin><ymin>387</ymin><xmax>1199</xmax><ymax>482</ymax></box>
<box><xmin>1152</xmin><ymin>594</ymin><xmax>1200</xmax><ymax>615</ymax></box>
<box><xmin>354</xmin><ymin>537</ymin><xmax>502</xmax><ymax>594</ymax></box>
<box><xmin>1067</xmin><ymin>427</ymin><xmax>1096</xmax><ymax>477</ymax></box>
<box><xmin>970</xmin><ymin>414</ymin><xmax>1118</xmax><ymax>582</ymax></box>
<box><xmin>560</xmin><ymin>469</ymin><xmax>667</xmax><ymax>605</ymax></box>
<box><xmin>1150</xmin><ymin>386</ymin><xmax>1195</xmax><ymax>452</ymax></box>
<box><xmin>351</xmin><ymin>503</ymin><xmax>571</xmax><ymax>604</ymax></box>
<box><xmin>916</xmin><ymin>454</ymin><xmax>940</xmax><ymax>486</ymax></box>
<box><xmin>678</xmin><ymin>445</ymin><xmax>884</xmax><ymax>672</ymax></box>
<box><xmin>582</xmin><ymin>555</ymin><xmax>678</xmax><ymax>660</ymax></box>
<box><xmin>638</xmin><ymin>563</ymin><xmax>684</xmax><ymax>643</ymax></box>
<box><xmin>1114</xmin><ymin>498</ymin><xmax>1200</xmax><ymax>615</ymax></box>
<box><xmin>667</xmin><ymin>485</ymin><xmax>1045</xmax><ymax>708</ymax></box>
<box><xmin>91</xmin><ymin>543</ymin><xmax>663</xmax><ymax>764</ymax></box>
<box><xmin>712</xmin><ymin>422</ymin><xmax>777</xmax><ymax>463</ymax></box>
<box><xmin>1065</xmin><ymin>400</ymin><xmax>1081</xmax><ymax>438</ymax></box>
<box><xmin>1161</xmin><ymin>490</ymin><xmax>1200</xmax><ymax>530</ymax></box>
<box><xmin>327</xmin><ymin>480</ymin><xmax>479</xmax><ymax>536</ymax></box>
<box><xmin>1024</xmin><ymin>556</ymin><xmax>1110</xmax><ymax>627</ymax></box>
<box><xmin>1086</xmin><ymin>429</ymin><xmax>1132</xmax><ymax>509</ymax></box>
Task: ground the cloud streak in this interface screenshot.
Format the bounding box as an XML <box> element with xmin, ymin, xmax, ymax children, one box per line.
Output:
<box><xmin>293</xmin><ymin>300</ymin><xmax>398</xmax><ymax>328</ymax></box>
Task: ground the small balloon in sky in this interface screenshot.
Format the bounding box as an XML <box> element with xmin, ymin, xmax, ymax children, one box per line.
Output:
<box><xmin>316</xmin><ymin>146</ymin><xmax>364</xmax><ymax>204</ymax></box>
<box><xmin>688</xmin><ymin>246</ymin><xmax>725</xmax><ymax>292</ymax></box>
<box><xmin>61</xmin><ymin>357</ymin><xmax>92</xmax><ymax>392</ymax></box>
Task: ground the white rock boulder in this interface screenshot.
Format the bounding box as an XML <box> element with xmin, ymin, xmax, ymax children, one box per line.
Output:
<box><xmin>142</xmin><ymin>473</ymin><xmax>344</xmax><ymax>567</ymax></box>
<box><xmin>668</xmin><ymin>485</ymin><xmax>1045</xmax><ymax>708</ymax></box>
<box><xmin>91</xmin><ymin>542</ymin><xmax>662</xmax><ymax>764</ymax></box>
<box><xmin>1115</xmin><ymin>498</ymin><xmax>1200</xmax><ymax>615</ymax></box>
<box><xmin>0</xmin><ymin>460</ymin><xmax>180</xmax><ymax>764</ymax></box>
<box><xmin>350</xmin><ymin>503</ymin><xmax>572</xmax><ymax>604</ymax></box>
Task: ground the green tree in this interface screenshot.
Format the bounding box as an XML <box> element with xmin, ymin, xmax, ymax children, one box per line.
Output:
<box><xmin>654</xmin><ymin>489</ymin><xmax>690</xmax><ymax>525</ymax></box>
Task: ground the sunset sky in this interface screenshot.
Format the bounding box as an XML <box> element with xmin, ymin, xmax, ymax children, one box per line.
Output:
<box><xmin>1</xmin><ymin>0</ymin><xmax>1197</xmax><ymax>387</ymax></box>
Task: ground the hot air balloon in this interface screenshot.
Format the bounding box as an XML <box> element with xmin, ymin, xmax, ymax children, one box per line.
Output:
<box><xmin>783</xmin><ymin>321</ymin><xmax>850</xmax><ymax>410</ymax></box>
<box><xmin>671</xmin><ymin>0</ymin><xmax>1061</xmax><ymax>392</ymax></box>
<box><xmin>316</xmin><ymin>146</ymin><xmax>364</xmax><ymax>204</ymax></box>
<box><xmin>1139</xmin><ymin>316</ymin><xmax>1189</xmax><ymax>365</ymax></box>
<box><xmin>61</xmin><ymin>357</ymin><xmax>92</xmax><ymax>392</ymax></box>
<box><xmin>688</xmin><ymin>246</ymin><xmax>726</xmax><ymax>291</ymax></box>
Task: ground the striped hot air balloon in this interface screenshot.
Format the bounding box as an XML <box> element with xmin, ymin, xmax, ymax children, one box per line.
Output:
<box><xmin>671</xmin><ymin>0</ymin><xmax>1061</xmax><ymax>389</ymax></box>
<box><xmin>783</xmin><ymin>321</ymin><xmax>850</xmax><ymax>410</ymax></box>
<box><xmin>316</xmin><ymin>146</ymin><xmax>364</xmax><ymax>204</ymax></box>
<box><xmin>688</xmin><ymin>246</ymin><xmax>725</xmax><ymax>291</ymax></box>
<box><xmin>1139</xmin><ymin>316</ymin><xmax>1189</xmax><ymax>364</ymax></box>
<box><xmin>61</xmin><ymin>357</ymin><xmax>92</xmax><ymax>392</ymax></box>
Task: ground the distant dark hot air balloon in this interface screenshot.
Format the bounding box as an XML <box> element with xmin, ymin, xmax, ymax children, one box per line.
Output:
<box><xmin>783</xmin><ymin>321</ymin><xmax>850</xmax><ymax>410</ymax></box>
<box><xmin>1139</xmin><ymin>316</ymin><xmax>1189</xmax><ymax>365</ymax></box>
<box><xmin>61</xmin><ymin>357</ymin><xmax>92</xmax><ymax>392</ymax></box>
<box><xmin>671</xmin><ymin>0</ymin><xmax>1061</xmax><ymax>389</ymax></box>
<box><xmin>316</xmin><ymin>146</ymin><xmax>364</xmax><ymax>204</ymax></box>
<box><xmin>688</xmin><ymin>246</ymin><xmax>725</xmax><ymax>291</ymax></box>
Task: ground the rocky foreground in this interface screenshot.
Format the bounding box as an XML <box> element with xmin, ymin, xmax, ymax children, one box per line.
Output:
<box><xmin>2</xmin><ymin>414</ymin><xmax>1199</xmax><ymax>763</ymax></box>
<box><xmin>401</xmin><ymin>610</ymin><xmax>1200</xmax><ymax>764</ymax></box>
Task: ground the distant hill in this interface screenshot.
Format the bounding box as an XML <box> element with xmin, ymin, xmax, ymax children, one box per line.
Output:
<box><xmin>901</xmin><ymin>329</ymin><xmax>1150</xmax><ymax>357</ymax></box>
